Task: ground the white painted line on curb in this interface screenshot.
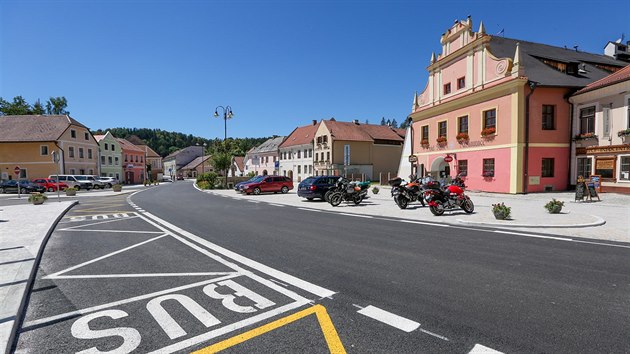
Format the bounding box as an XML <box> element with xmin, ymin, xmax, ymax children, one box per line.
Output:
<box><xmin>48</xmin><ymin>272</ymin><xmax>234</xmax><ymax>279</ymax></box>
<box><xmin>267</xmin><ymin>203</ymin><xmax>285</xmax><ymax>207</ymax></box>
<box><xmin>468</xmin><ymin>343</ymin><xmax>504</xmax><ymax>353</ymax></box>
<box><xmin>357</xmin><ymin>305</ymin><xmax>420</xmax><ymax>332</ymax></box>
<box><xmin>399</xmin><ymin>219</ymin><xmax>451</xmax><ymax>227</ymax></box>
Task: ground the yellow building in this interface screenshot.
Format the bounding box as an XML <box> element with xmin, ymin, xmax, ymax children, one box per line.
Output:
<box><xmin>0</xmin><ymin>115</ymin><xmax>100</xmax><ymax>180</ymax></box>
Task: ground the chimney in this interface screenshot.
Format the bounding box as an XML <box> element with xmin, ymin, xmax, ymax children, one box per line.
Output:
<box><xmin>312</xmin><ymin>119</ymin><xmax>317</xmax><ymax>125</ymax></box>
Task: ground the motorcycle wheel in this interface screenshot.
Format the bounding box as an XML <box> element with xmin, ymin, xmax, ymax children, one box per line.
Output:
<box><xmin>324</xmin><ymin>190</ymin><xmax>334</xmax><ymax>203</ymax></box>
<box><xmin>329</xmin><ymin>192</ymin><xmax>343</xmax><ymax>207</ymax></box>
<box><xmin>462</xmin><ymin>198</ymin><xmax>474</xmax><ymax>213</ymax></box>
<box><xmin>395</xmin><ymin>196</ymin><xmax>408</xmax><ymax>209</ymax></box>
<box><xmin>429</xmin><ymin>201</ymin><xmax>445</xmax><ymax>216</ymax></box>
<box><xmin>353</xmin><ymin>194</ymin><xmax>363</xmax><ymax>205</ymax></box>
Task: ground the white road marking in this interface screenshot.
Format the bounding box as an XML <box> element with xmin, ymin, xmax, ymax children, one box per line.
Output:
<box><xmin>58</xmin><ymin>229</ymin><xmax>164</xmax><ymax>234</ymax></box>
<box><xmin>338</xmin><ymin>213</ymin><xmax>373</xmax><ymax>218</ymax></box>
<box><xmin>23</xmin><ymin>275</ymin><xmax>241</xmax><ymax>329</ymax></box>
<box><xmin>469</xmin><ymin>343</ymin><xmax>504</xmax><ymax>353</ymax></box>
<box><xmin>357</xmin><ymin>305</ymin><xmax>420</xmax><ymax>332</ymax></box>
<box><xmin>297</xmin><ymin>207</ymin><xmax>325</xmax><ymax>212</ymax></box>
<box><xmin>493</xmin><ymin>230</ymin><xmax>572</xmax><ymax>241</ymax></box>
<box><xmin>247</xmin><ymin>200</ymin><xmax>260</xmax><ymax>203</ymax></box>
<box><xmin>267</xmin><ymin>203</ymin><xmax>284</xmax><ymax>207</ymax></box>
<box><xmin>48</xmin><ymin>272</ymin><xmax>234</xmax><ymax>279</ymax></box>
<box><xmin>268</xmin><ymin>278</ymin><xmax>289</xmax><ymax>287</ymax></box>
<box><xmin>44</xmin><ymin>234</ymin><xmax>169</xmax><ymax>279</ymax></box>
<box><xmin>399</xmin><ymin>219</ymin><xmax>451</xmax><ymax>227</ymax></box>
<box><xmin>419</xmin><ymin>328</ymin><xmax>449</xmax><ymax>341</ymax></box>
<box><xmin>140</xmin><ymin>211</ymin><xmax>336</xmax><ymax>299</ymax></box>
<box><xmin>60</xmin><ymin>216</ymin><xmax>140</xmax><ymax>230</ymax></box>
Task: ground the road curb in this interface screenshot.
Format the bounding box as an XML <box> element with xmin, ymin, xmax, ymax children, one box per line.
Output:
<box><xmin>455</xmin><ymin>215</ymin><xmax>606</xmax><ymax>228</ymax></box>
<box><xmin>5</xmin><ymin>200</ymin><xmax>79</xmax><ymax>354</ymax></box>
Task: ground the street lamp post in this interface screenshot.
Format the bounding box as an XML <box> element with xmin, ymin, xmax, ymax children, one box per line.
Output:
<box><xmin>213</xmin><ymin>105</ymin><xmax>234</xmax><ymax>187</ymax></box>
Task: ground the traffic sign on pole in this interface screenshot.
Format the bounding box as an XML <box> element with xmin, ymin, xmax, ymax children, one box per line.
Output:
<box><xmin>14</xmin><ymin>166</ymin><xmax>20</xmax><ymax>175</ymax></box>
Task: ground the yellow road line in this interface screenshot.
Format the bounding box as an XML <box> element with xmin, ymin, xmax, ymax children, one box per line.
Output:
<box><xmin>193</xmin><ymin>304</ymin><xmax>346</xmax><ymax>354</ymax></box>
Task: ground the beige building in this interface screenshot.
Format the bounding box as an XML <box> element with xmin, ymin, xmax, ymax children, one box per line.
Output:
<box><xmin>569</xmin><ymin>64</ymin><xmax>630</xmax><ymax>194</ymax></box>
<box><xmin>313</xmin><ymin>118</ymin><xmax>405</xmax><ymax>180</ymax></box>
<box><xmin>0</xmin><ymin>115</ymin><xmax>99</xmax><ymax>180</ymax></box>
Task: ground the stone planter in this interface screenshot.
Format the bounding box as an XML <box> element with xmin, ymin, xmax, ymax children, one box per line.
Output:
<box><xmin>32</xmin><ymin>199</ymin><xmax>45</xmax><ymax>205</ymax></box>
<box><xmin>112</xmin><ymin>185</ymin><xmax>122</xmax><ymax>192</ymax></box>
<box><xmin>547</xmin><ymin>205</ymin><xmax>563</xmax><ymax>214</ymax></box>
<box><xmin>65</xmin><ymin>189</ymin><xmax>77</xmax><ymax>196</ymax></box>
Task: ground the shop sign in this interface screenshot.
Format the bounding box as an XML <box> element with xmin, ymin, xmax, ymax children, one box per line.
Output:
<box><xmin>408</xmin><ymin>155</ymin><xmax>418</xmax><ymax>163</ymax></box>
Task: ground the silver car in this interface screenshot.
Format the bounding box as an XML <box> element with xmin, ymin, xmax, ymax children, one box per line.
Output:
<box><xmin>98</xmin><ymin>176</ymin><xmax>119</xmax><ymax>188</ymax></box>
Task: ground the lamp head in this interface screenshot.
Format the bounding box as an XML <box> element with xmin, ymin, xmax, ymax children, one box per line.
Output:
<box><xmin>213</xmin><ymin>111</ymin><xmax>219</xmax><ymax>117</ymax></box>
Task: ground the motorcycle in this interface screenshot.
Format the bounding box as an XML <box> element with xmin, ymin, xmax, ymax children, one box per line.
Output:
<box><xmin>388</xmin><ymin>176</ymin><xmax>425</xmax><ymax>209</ymax></box>
<box><xmin>423</xmin><ymin>180</ymin><xmax>474</xmax><ymax>216</ymax></box>
<box><xmin>328</xmin><ymin>177</ymin><xmax>368</xmax><ymax>206</ymax></box>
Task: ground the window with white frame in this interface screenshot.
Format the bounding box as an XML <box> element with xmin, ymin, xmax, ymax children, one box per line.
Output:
<box><xmin>579</xmin><ymin>106</ymin><xmax>595</xmax><ymax>134</ymax></box>
<box><xmin>40</xmin><ymin>145</ymin><xmax>49</xmax><ymax>155</ymax></box>
<box><xmin>79</xmin><ymin>148</ymin><xmax>84</xmax><ymax>158</ymax></box>
<box><xmin>620</xmin><ymin>156</ymin><xmax>630</xmax><ymax>181</ymax></box>
<box><xmin>577</xmin><ymin>157</ymin><xmax>592</xmax><ymax>179</ymax></box>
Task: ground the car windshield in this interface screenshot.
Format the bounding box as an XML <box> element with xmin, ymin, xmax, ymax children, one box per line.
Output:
<box><xmin>247</xmin><ymin>176</ymin><xmax>264</xmax><ymax>183</ymax></box>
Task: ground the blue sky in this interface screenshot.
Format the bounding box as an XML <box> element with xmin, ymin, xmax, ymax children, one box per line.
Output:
<box><xmin>2</xmin><ymin>0</ymin><xmax>629</xmax><ymax>139</ymax></box>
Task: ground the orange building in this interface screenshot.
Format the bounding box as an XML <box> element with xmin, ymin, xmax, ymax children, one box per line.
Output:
<box><xmin>117</xmin><ymin>138</ymin><xmax>146</xmax><ymax>184</ymax></box>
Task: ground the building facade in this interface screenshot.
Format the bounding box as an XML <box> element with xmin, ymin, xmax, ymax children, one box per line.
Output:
<box><xmin>407</xmin><ymin>17</ymin><xmax>627</xmax><ymax>193</ymax></box>
<box><xmin>279</xmin><ymin>121</ymin><xmax>318</xmax><ymax>182</ymax></box>
<box><xmin>313</xmin><ymin>119</ymin><xmax>405</xmax><ymax>180</ymax></box>
<box><xmin>243</xmin><ymin>136</ymin><xmax>285</xmax><ymax>176</ymax></box>
<box><xmin>180</xmin><ymin>156</ymin><xmax>214</xmax><ymax>178</ymax></box>
<box><xmin>569</xmin><ymin>65</ymin><xmax>630</xmax><ymax>193</ymax></box>
<box><xmin>126</xmin><ymin>135</ymin><xmax>163</xmax><ymax>181</ymax></box>
<box><xmin>94</xmin><ymin>132</ymin><xmax>123</xmax><ymax>180</ymax></box>
<box><xmin>0</xmin><ymin>115</ymin><xmax>99</xmax><ymax>180</ymax></box>
<box><xmin>117</xmin><ymin>138</ymin><xmax>145</xmax><ymax>184</ymax></box>
<box><xmin>162</xmin><ymin>145</ymin><xmax>203</xmax><ymax>179</ymax></box>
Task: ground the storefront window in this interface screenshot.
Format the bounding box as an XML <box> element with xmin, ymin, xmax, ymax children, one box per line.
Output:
<box><xmin>595</xmin><ymin>158</ymin><xmax>615</xmax><ymax>178</ymax></box>
<box><xmin>620</xmin><ymin>156</ymin><xmax>630</xmax><ymax>181</ymax></box>
<box><xmin>577</xmin><ymin>157</ymin><xmax>591</xmax><ymax>179</ymax></box>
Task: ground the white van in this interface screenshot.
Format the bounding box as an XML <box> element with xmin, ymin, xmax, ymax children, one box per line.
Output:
<box><xmin>48</xmin><ymin>175</ymin><xmax>93</xmax><ymax>190</ymax></box>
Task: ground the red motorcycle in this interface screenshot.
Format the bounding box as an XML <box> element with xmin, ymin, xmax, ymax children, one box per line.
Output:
<box><xmin>423</xmin><ymin>181</ymin><xmax>474</xmax><ymax>216</ymax></box>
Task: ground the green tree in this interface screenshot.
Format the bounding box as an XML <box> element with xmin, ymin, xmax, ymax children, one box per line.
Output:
<box><xmin>391</xmin><ymin>119</ymin><xmax>398</xmax><ymax>128</ymax></box>
<box><xmin>0</xmin><ymin>96</ymin><xmax>33</xmax><ymax>115</ymax></box>
<box><xmin>32</xmin><ymin>99</ymin><xmax>46</xmax><ymax>114</ymax></box>
<box><xmin>380</xmin><ymin>117</ymin><xmax>386</xmax><ymax>125</ymax></box>
<box><xmin>46</xmin><ymin>96</ymin><xmax>69</xmax><ymax>115</ymax></box>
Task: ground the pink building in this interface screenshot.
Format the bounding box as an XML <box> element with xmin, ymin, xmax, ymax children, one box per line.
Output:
<box><xmin>117</xmin><ymin>138</ymin><xmax>146</xmax><ymax>184</ymax></box>
<box><xmin>243</xmin><ymin>136</ymin><xmax>285</xmax><ymax>176</ymax></box>
<box><xmin>407</xmin><ymin>17</ymin><xmax>628</xmax><ymax>193</ymax></box>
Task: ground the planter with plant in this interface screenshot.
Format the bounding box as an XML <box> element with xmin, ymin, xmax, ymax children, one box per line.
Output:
<box><xmin>421</xmin><ymin>139</ymin><xmax>430</xmax><ymax>148</ymax></box>
<box><xmin>112</xmin><ymin>184</ymin><xmax>123</xmax><ymax>192</ymax></box>
<box><xmin>492</xmin><ymin>202</ymin><xmax>511</xmax><ymax>220</ymax></box>
<box><xmin>372</xmin><ymin>186</ymin><xmax>379</xmax><ymax>194</ymax></box>
<box><xmin>544</xmin><ymin>198</ymin><xmax>564</xmax><ymax>214</ymax></box>
<box><xmin>456</xmin><ymin>132</ymin><xmax>469</xmax><ymax>143</ymax></box>
<box><xmin>28</xmin><ymin>192</ymin><xmax>48</xmax><ymax>205</ymax></box>
<box><xmin>481</xmin><ymin>127</ymin><xmax>496</xmax><ymax>137</ymax></box>
<box><xmin>65</xmin><ymin>187</ymin><xmax>77</xmax><ymax>196</ymax></box>
<box><xmin>436</xmin><ymin>136</ymin><xmax>447</xmax><ymax>145</ymax></box>
<box><xmin>574</xmin><ymin>132</ymin><xmax>598</xmax><ymax>141</ymax></box>
<box><xmin>617</xmin><ymin>128</ymin><xmax>630</xmax><ymax>138</ymax></box>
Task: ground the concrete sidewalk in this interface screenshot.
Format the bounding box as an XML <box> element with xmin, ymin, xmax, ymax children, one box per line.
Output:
<box><xmin>200</xmin><ymin>185</ymin><xmax>630</xmax><ymax>243</ymax></box>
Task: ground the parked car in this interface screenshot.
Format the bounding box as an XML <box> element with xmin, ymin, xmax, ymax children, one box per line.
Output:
<box><xmin>32</xmin><ymin>178</ymin><xmax>69</xmax><ymax>192</ymax></box>
<box><xmin>234</xmin><ymin>176</ymin><xmax>264</xmax><ymax>191</ymax></box>
<box><xmin>97</xmin><ymin>176</ymin><xmax>120</xmax><ymax>188</ymax></box>
<box><xmin>177</xmin><ymin>174</ymin><xmax>184</xmax><ymax>180</ymax></box>
<box><xmin>77</xmin><ymin>175</ymin><xmax>105</xmax><ymax>189</ymax></box>
<box><xmin>297</xmin><ymin>175</ymin><xmax>338</xmax><ymax>200</ymax></box>
<box><xmin>241</xmin><ymin>175</ymin><xmax>293</xmax><ymax>195</ymax></box>
<box><xmin>48</xmin><ymin>175</ymin><xmax>92</xmax><ymax>190</ymax></box>
<box><xmin>0</xmin><ymin>180</ymin><xmax>46</xmax><ymax>194</ymax></box>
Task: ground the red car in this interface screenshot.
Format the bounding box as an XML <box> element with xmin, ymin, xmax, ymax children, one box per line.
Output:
<box><xmin>242</xmin><ymin>175</ymin><xmax>293</xmax><ymax>195</ymax></box>
<box><xmin>32</xmin><ymin>178</ymin><xmax>69</xmax><ymax>192</ymax></box>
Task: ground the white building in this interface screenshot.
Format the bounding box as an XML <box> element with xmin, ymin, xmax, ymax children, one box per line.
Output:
<box><xmin>279</xmin><ymin>120</ymin><xmax>319</xmax><ymax>182</ymax></box>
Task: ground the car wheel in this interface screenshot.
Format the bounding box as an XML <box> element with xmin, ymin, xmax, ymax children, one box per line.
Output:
<box><xmin>0</xmin><ymin>187</ymin><xmax>4</xmax><ymax>193</ymax></box>
<box><xmin>253</xmin><ymin>187</ymin><xmax>261</xmax><ymax>195</ymax></box>
<box><xmin>75</xmin><ymin>186</ymin><xmax>80</xmax><ymax>191</ymax></box>
<box><xmin>48</xmin><ymin>187</ymin><xmax>54</xmax><ymax>192</ymax></box>
<box><xmin>281</xmin><ymin>186</ymin><xmax>289</xmax><ymax>194</ymax></box>
<box><xmin>107</xmin><ymin>183</ymin><xmax>112</xmax><ymax>188</ymax></box>
<box><xmin>20</xmin><ymin>188</ymin><xmax>27</xmax><ymax>194</ymax></box>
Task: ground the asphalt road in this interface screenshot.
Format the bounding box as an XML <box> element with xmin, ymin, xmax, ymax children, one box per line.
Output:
<box><xmin>13</xmin><ymin>182</ymin><xmax>630</xmax><ymax>353</ymax></box>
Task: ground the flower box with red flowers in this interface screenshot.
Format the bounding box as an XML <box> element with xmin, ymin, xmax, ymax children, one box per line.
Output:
<box><xmin>574</xmin><ymin>132</ymin><xmax>598</xmax><ymax>141</ymax></box>
<box><xmin>482</xmin><ymin>171</ymin><xmax>494</xmax><ymax>177</ymax></box>
<box><xmin>456</xmin><ymin>132</ymin><xmax>469</xmax><ymax>142</ymax></box>
<box><xmin>421</xmin><ymin>139</ymin><xmax>430</xmax><ymax>147</ymax></box>
<box><xmin>617</xmin><ymin>129</ymin><xmax>630</xmax><ymax>137</ymax></box>
<box><xmin>481</xmin><ymin>127</ymin><xmax>496</xmax><ymax>137</ymax></box>
<box><xmin>436</xmin><ymin>136</ymin><xmax>447</xmax><ymax>145</ymax></box>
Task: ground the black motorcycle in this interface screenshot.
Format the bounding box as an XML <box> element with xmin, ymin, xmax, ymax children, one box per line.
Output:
<box><xmin>328</xmin><ymin>177</ymin><xmax>368</xmax><ymax>206</ymax></box>
<box><xmin>388</xmin><ymin>176</ymin><xmax>425</xmax><ymax>209</ymax></box>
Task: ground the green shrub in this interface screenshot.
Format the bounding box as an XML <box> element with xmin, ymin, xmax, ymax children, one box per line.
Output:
<box><xmin>372</xmin><ymin>186</ymin><xmax>380</xmax><ymax>194</ymax></box>
<box><xmin>492</xmin><ymin>202</ymin><xmax>511</xmax><ymax>219</ymax></box>
<box><xmin>197</xmin><ymin>181</ymin><xmax>212</xmax><ymax>190</ymax></box>
<box><xmin>28</xmin><ymin>192</ymin><xmax>48</xmax><ymax>203</ymax></box>
<box><xmin>197</xmin><ymin>172</ymin><xmax>218</xmax><ymax>187</ymax></box>
<box><xmin>544</xmin><ymin>198</ymin><xmax>564</xmax><ymax>213</ymax></box>
<box><xmin>246</xmin><ymin>171</ymin><xmax>256</xmax><ymax>177</ymax></box>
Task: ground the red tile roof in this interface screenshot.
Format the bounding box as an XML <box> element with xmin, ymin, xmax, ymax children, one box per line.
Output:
<box><xmin>574</xmin><ymin>64</ymin><xmax>630</xmax><ymax>95</ymax></box>
<box><xmin>116</xmin><ymin>138</ymin><xmax>145</xmax><ymax>152</ymax></box>
<box><xmin>323</xmin><ymin>120</ymin><xmax>405</xmax><ymax>142</ymax></box>
<box><xmin>279</xmin><ymin>122</ymin><xmax>320</xmax><ymax>148</ymax></box>
<box><xmin>233</xmin><ymin>156</ymin><xmax>244</xmax><ymax>171</ymax></box>
<box><xmin>0</xmin><ymin>115</ymin><xmax>88</xmax><ymax>142</ymax></box>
